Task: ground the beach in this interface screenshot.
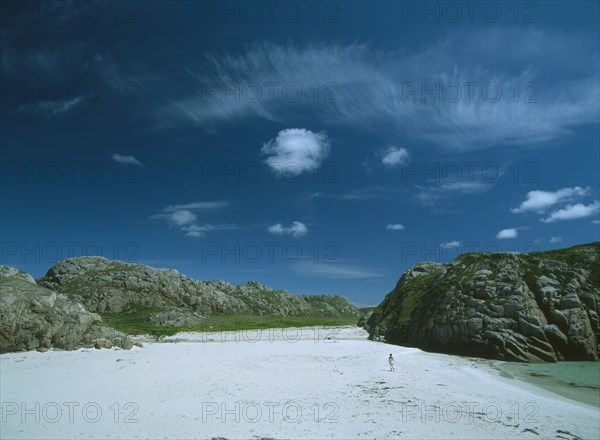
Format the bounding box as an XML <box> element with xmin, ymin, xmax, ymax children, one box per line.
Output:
<box><xmin>1</xmin><ymin>326</ymin><xmax>598</xmax><ymax>439</ymax></box>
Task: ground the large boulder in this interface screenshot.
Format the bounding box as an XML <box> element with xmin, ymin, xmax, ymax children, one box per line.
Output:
<box><xmin>0</xmin><ymin>266</ymin><xmax>135</xmax><ymax>353</ymax></box>
<box><xmin>365</xmin><ymin>243</ymin><xmax>600</xmax><ymax>362</ymax></box>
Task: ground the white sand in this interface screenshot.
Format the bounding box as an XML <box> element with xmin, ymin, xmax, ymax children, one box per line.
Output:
<box><xmin>1</xmin><ymin>326</ymin><xmax>598</xmax><ymax>439</ymax></box>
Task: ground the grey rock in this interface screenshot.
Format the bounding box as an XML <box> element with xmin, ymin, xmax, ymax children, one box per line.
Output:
<box><xmin>551</xmin><ymin>309</ymin><xmax>570</xmax><ymax>330</ymax></box>
<box><xmin>487</xmin><ymin>304</ymin><xmax>505</xmax><ymax>318</ymax></box>
<box><xmin>0</xmin><ymin>266</ymin><xmax>134</xmax><ymax>353</ymax></box>
<box><xmin>537</xmin><ymin>275</ymin><xmax>560</xmax><ymax>288</ymax></box>
<box><xmin>365</xmin><ymin>242</ymin><xmax>600</xmax><ymax>362</ymax></box>
<box><xmin>518</xmin><ymin>317</ymin><xmax>547</xmax><ymax>341</ymax></box>
<box><xmin>540</xmin><ymin>286</ymin><xmax>559</xmax><ymax>300</ymax></box>
<box><xmin>504</xmin><ymin>298</ymin><xmax>524</xmax><ymax>318</ymax></box>
<box><xmin>560</xmin><ymin>294</ymin><xmax>581</xmax><ymax>310</ymax></box>
<box><xmin>473</xmin><ymin>269</ymin><xmax>493</xmax><ymax>279</ymax></box>
<box><xmin>544</xmin><ymin>324</ymin><xmax>569</xmax><ymax>347</ymax></box>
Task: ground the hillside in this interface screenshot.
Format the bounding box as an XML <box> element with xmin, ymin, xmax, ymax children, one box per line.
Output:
<box><xmin>1</xmin><ymin>256</ymin><xmax>358</xmax><ymax>352</ymax></box>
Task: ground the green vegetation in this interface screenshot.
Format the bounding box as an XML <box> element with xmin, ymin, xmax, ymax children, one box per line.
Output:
<box><xmin>99</xmin><ymin>306</ymin><xmax>358</xmax><ymax>338</ymax></box>
<box><xmin>98</xmin><ymin>307</ymin><xmax>179</xmax><ymax>337</ymax></box>
<box><xmin>397</xmin><ymin>269</ymin><xmax>443</xmax><ymax>325</ymax></box>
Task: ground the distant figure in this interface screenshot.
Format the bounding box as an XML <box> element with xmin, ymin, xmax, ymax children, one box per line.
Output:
<box><xmin>388</xmin><ymin>353</ymin><xmax>395</xmax><ymax>372</ymax></box>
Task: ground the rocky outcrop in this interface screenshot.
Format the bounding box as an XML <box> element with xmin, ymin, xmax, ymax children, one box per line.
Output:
<box><xmin>0</xmin><ymin>266</ymin><xmax>135</xmax><ymax>353</ymax></box>
<box><xmin>37</xmin><ymin>256</ymin><xmax>359</xmax><ymax>325</ymax></box>
<box><xmin>364</xmin><ymin>243</ymin><xmax>600</xmax><ymax>362</ymax></box>
<box><xmin>357</xmin><ymin>307</ymin><xmax>376</xmax><ymax>328</ymax></box>
<box><xmin>1</xmin><ymin>256</ymin><xmax>359</xmax><ymax>353</ymax></box>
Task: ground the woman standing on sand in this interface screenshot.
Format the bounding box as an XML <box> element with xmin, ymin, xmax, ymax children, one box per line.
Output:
<box><xmin>388</xmin><ymin>354</ymin><xmax>395</xmax><ymax>372</ymax></box>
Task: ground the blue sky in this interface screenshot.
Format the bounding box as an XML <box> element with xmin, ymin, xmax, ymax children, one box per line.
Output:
<box><xmin>1</xmin><ymin>1</ymin><xmax>599</xmax><ymax>306</ymax></box>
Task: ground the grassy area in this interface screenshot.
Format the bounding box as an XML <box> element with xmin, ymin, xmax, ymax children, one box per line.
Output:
<box><xmin>99</xmin><ymin>306</ymin><xmax>358</xmax><ymax>338</ymax></box>
<box><xmin>397</xmin><ymin>268</ymin><xmax>443</xmax><ymax>325</ymax></box>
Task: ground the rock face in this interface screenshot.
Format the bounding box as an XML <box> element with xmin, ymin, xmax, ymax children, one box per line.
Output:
<box><xmin>364</xmin><ymin>243</ymin><xmax>600</xmax><ymax>362</ymax></box>
<box><xmin>37</xmin><ymin>257</ymin><xmax>358</xmax><ymax>324</ymax></box>
<box><xmin>0</xmin><ymin>266</ymin><xmax>134</xmax><ymax>353</ymax></box>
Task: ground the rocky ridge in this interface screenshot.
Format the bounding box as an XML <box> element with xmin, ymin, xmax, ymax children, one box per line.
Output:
<box><xmin>37</xmin><ymin>256</ymin><xmax>358</xmax><ymax>322</ymax></box>
<box><xmin>1</xmin><ymin>256</ymin><xmax>358</xmax><ymax>353</ymax></box>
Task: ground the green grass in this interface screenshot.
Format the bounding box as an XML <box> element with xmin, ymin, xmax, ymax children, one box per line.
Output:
<box><xmin>99</xmin><ymin>307</ymin><xmax>180</xmax><ymax>337</ymax></box>
<box><xmin>99</xmin><ymin>306</ymin><xmax>358</xmax><ymax>338</ymax></box>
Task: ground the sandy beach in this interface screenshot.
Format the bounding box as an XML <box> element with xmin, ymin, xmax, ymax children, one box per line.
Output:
<box><xmin>1</xmin><ymin>326</ymin><xmax>598</xmax><ymax>440</ymax></box>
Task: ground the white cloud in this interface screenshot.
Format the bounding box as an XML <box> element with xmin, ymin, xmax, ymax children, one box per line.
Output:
<box><xmin>267</xmin><ymin>221</ymin><xmax>308</xmax><ymax>238</ymax></box>
<box><xmin>169</xmin><ymin>210</ymin><xmax>196</xmax><ymax>227</ymax></box>
<box><xmin>112</xmin><ymin>153</ymin><xmax>143</xmax><ymax>167</ymax></box>
<box><xmin>441</xmin><ymin>241</ymin><xmax>461</xmax><ymax>249</ymax></box>
<box><xmin>292</xmin><ymin>261</ymin><xmax>383</xmax><ymax>280</ymax></box>
<box><xmin>592</xmin><ymin>220</ymin><xmax>600</xmax><ymax>224</ymax></box>
<box><xmin>415</xmin><ymin>180</ymin><xmax>494</xmax><ymax>207</ymax></box>
<box><xmin>150</xmin><ymin>201</ymin><xmax>229</xmax><ymax>238</ymax></box>
<box><xmin>549</xmin><ymin>236</ymin><xmax>563</xmax><ymax>243</ymax></box>
<box><xmin>511</xmin><ymin>187</ymin><xmax>589</xmax><ymax>213</ymax></box>
<box><xmin>541</xmin><ymin>201</ymin><xmax>600</xmax><ymax>223</ymax></box>
<box><xmin>261</xmin><ymin>129</ymin><xmax>330</xmax><ymax>175</ymax></box>
<box><xmin>497</xmin><ymin>228</ymin><xmax>518</xmax><ymax>239</ymax></box>
<box><xmin>181</xmin><ymin>224</ymin><xmax>216</xmax><ymax>238</ymax></box>
<box><xmin>162</xmin><ymin>201</ymin><xmax>228</xmax><ymax>212</ymax></box>
<box><xmin>386</xmin><ymin>224</ymin><xmax>405</xmax><ymax>231</ymax></box>
<box><xmin>381</xmin><ymin>146</ymin><xmax>409</xmax><ymax>168</ymax></box>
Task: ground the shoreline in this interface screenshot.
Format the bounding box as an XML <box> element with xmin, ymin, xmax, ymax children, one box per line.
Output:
<box><xmin>492</xmin><ymin>360</ymin><xmax>600</xmax><ymax>409</ymax></box>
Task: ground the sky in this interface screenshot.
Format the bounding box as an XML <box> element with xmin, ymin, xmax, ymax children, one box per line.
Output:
<box><xmin>1</xmin><ymin>0</ymin><xmax>599</xmax><ymax>306</ymax></box>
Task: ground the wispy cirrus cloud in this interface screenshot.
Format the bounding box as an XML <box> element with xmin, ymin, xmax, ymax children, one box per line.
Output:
<box><xmin>292</xmin><ymin>261</ymin><xmax>384</xmax><ymax>280</ymax></box>
<box><xmin>386</xmin><ymin>224</ymin><xmax>405</xmax><ymax>231</ymax></box>
<box><xmin>266</xmin><ymin>221</ymin><xmax>308</xmax><ymax>238</ymax></box>
<box><xmin>338</xmin><ymin>186</ymin><xmax>405</xmax><ymax>202</ymax></box>
<box><xmin>161</xmin><ymin>201</ymin><xmax>229</xmax><ymax>212</ymax></box>
<box><xmin>339</xmin><ymin>187</ymin><xmax>385</xmax><ymax>202</ymax></box>
<box><xmin>296</xmin><ymin>187</ymin><xmax>406</xmax><ymax>210</ymax></box>
<box><xmin>441</xmin><ymin>240</ymin><xmax>462</xmax><ymax>249</ymax></box>
<box><xmin>18</xmin><ymin>97</ymin><xmax>83</xmax><ymax>117</ymax></box>
<box><xmin>152</xmin><ymin>29</ymin><xmax>598</xmax><ymax>150</ymax></box>
<box><xmin>112</xmin><ymin>153</ymin><xmax>143</xmax><ymax>167</ymax></box>
<box><xmin>415</xmin><ymin>180</ymin><xmax>494</xmax><ymax>207</ymax></box>
<box><xmin>150</xmin><ymin>201</ymin><xmax>233</xmax><ymax>238</ymax></box>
